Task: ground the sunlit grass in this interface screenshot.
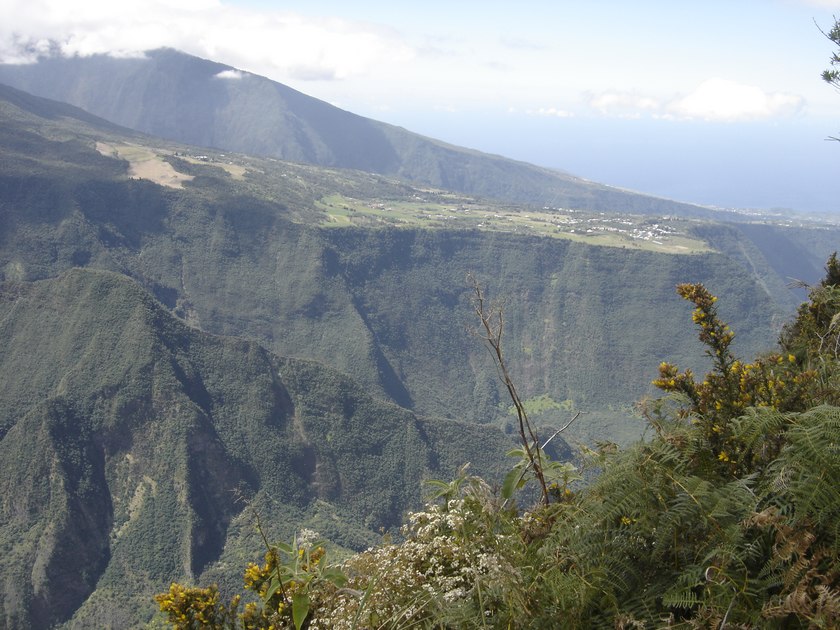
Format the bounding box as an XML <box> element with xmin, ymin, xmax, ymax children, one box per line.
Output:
<box><xmin>317</xmin><ymin>193</ymin><xmax>712</xmax><ymax>254</ymax></box>
<box><xmin>96</xmin><ymin>141</ymin><xmax>194</xmax><ymax>188</ymax></box>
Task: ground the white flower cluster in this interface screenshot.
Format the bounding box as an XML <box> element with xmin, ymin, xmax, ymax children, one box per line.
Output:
<box><xmin>317</xmin><ymin>481</ymin><xmax>521</xmax><ymax>628</ymax></box>
<box><xmin>296</xmin><ymin>527</ymin><xmax>321</xmax><ymax>549</ymax></box>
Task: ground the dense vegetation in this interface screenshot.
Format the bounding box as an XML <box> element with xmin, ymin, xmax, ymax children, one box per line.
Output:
<box><xmin>2</xmin><ymin>61</ymin><xmax>840</xmax><ymax>627</ymax></box>
<box><xmin>3</xmin><ymin>81</ymin><xmax>830</xmax><ymax>449</ymax></box>
<box><xmin>156</xmin><ymin>256</ymin><xmax>840</xmax><ymax>629</ymax></box>
<box><xmin>0</xmin><ymin>269</ymin><xmax>515</xmax><ymax>628</ymax></box>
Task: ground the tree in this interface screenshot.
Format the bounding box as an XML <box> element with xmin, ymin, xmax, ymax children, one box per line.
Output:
<box><xmin>154</xmin><ymin>259</ymin><xmax>840</xmax><ymax>629</ymax></box>
<box><xmin>821</xmin><ymin>16</ymin><xmax>840</xmax><ymax>140</ymax></box>
<box><xmin>821</xmin><ymin>16</ymin><xmax>840</xmax><ymax>90</ymax></box>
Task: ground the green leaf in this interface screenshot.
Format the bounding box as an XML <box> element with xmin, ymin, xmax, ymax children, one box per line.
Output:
<box><xmin>263</xmin><ymin>577</ymin><xmax>282</xmax><ymax>602</ymax></box>
<box><xmin>279</xmin><ymin>567</ymin><xmax>295</xmax><ymax>582</ymax></box>
<box><xmin>275</xmin><ymin>541</ymin><xmax>294</xmax><ymax>554</ymax></box>
<box><xmin>502</xmin><ymin>466</ymin><xmax>523</xmax><ymax>500</ymax></box>
<box><xmin>322</xmin><ymin>567</ymin><xmax>348</xmax><ymax>587</ymax></box>
<box><xmin>292</xmin><ymin>592</ymin><xmax>310</xmax><ymax>630</ymax></box>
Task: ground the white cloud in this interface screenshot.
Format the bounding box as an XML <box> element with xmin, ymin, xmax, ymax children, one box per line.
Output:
<box><xmin>526</xmin><ymin>107</ymin><xmax>575</xmax><ymax>118</ymax></box>
<box><xmin>584</xmin><ymin>91</ymin><xmax>661</xmax><ymax>118</ymax></box>
<box><xmin>0</xmin><ymin>0</ymin><xmax>415</xmax><ymax>83</ymax></box>
<box><xmin>667</xmin><ymin>78</ymin><xmax>804</xmax><ymax>121</ymax></box>
<box><xmin>499</xmin><ymin>37</ymin><xmax>547</xmax><ymax>52</ymax></box>
<box><xmin>582</xmin><ymin>80</ymin><xmax>804</xmax><ymax>121</ymax></box>
<box><xmin>214</xmin><ymin>69</ymin><xmax>244</xmax><ymax>80</ymax></box>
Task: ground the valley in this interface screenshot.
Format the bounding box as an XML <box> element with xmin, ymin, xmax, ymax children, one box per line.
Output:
<box><xmin>0</xmin><ymin>60</ymin><xmax>838</xmax><ymax>627</ymax></box>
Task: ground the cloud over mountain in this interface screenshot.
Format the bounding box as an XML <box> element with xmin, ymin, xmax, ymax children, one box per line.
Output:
<box><xmin>0</xmin><ymin>0</ymin><xmax>414</xmax><ymax>82</ymax></box>
<box><xmin>214</xmin><ymin>68</ymin><xmax>244</xmax><ymax>80</ymax></box>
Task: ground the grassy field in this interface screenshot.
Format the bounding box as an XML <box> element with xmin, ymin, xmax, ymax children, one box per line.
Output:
<box><xmin>90</xmin><ymin>139</ymin><xmax>709</xmax><ymax>255</ymax></box>
<box><xmin>96</xmin><ymin>142</ymin><xmax>194</xmax><ymax>188</ymax></box>
<box><xmin>180</xmin><ymin>154</ymin><xmax>250</xmax><ymax>180</ymax></box>
<box><xmin>317</xmin><ymin>193</ymin><xmax>711</xmax><ymax>254</ymax></box>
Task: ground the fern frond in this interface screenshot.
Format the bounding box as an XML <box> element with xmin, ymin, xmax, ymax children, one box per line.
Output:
<box><xmin>661</xmin><ymin>570</ymin><xmax>703</xmax><ymax>610</ymax></box>
<box><xmin>772</xmin><ymin>406</ymin><xmax>840</xmax><ymax>541</ymax></box>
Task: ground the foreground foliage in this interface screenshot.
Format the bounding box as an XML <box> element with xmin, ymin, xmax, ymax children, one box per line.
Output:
<box><xmin>157</xmin><ymin>258</ymin><xmax>840</xmax><ymax>628</ymax></box>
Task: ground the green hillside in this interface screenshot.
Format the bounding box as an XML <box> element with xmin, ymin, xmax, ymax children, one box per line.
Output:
<box><xmin>0</xmin><ymin>49</ymin><xmax>716</xmax><ymax>216</ymax></box>
<box><xmin>157</xmin><ymin>265</ymin><xmax>840</xmax><ymax>629</ymax></box>
<box><xmin>1</xmin><ymin>81</ymin><xmax>837</xmax><ymax>441</ymax></box>
<box><xmin>1</xmin><ymin>81</ymin><xmax>839</xmax><ymax>626</ymax></box>
<box><xmin>0</xmin><ymin>269</ymin><xmax>515</xmax><ymax>628</ymax></box>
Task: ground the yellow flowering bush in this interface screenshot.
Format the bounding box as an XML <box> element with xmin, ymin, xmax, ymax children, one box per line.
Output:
<box><xmin>156</xmin><ymin>529</ymin><xmax>345</xmax><ymax>630</ymax></box>
<box><xmin>155</xmin><ymin>583</ymin><xmax>240</xmax><ymax>629</ymax></box>
<box><xmin>155</xmin><ymin>256</ymin><xmax>840</xmax><ymax>628</ymax></box>
<box><xmin>652</xmin><ymin>283</ymin><xmax>816</xmax><ymax>472</ymax></box>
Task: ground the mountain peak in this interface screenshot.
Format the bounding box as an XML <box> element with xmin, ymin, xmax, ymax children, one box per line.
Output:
<box><xmin>0</xmin><ymin>48</ymin><xmax>711</xmax><ymax>216</ymax></box>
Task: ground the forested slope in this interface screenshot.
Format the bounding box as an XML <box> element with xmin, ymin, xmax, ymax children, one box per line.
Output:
<box><xmin>0</xmin><ymin>50</ymin><xmax>714</xmax><ymax>215</ymax></box>
<box><xmin>0</xmin><ymin>269</ymin><xmax>515</xmax><ymax>628</ymax></box>
<box><xmin>0</xmin><ymin>83</ymin><xmax>824</xmax><ymax>442</ymax></box>
<box><xmin>156</xmin><ymin>259</ymin><xmax>840</xmax><ymax>630</ymax></box>
<box><xmin>2</xmin><ymin>81</ymin><xmax>839</xmax><ymax>627</ymax></box>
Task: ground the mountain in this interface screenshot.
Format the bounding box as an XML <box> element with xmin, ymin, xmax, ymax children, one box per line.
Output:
<box><xmin>1</xmin><ymin>79</ymin><xmax>839</xmax><ymax>627</ymax></box>
<box><xmin>0</xmin><ymin>48</ymin><xmax>716</xmax><ymax>216</ymax></box>
<box><xmin>0</xmin><ymin>80</ymin><xmax>838</xmax><ymax>421</ymax></box>
<box><xmin>0</xmin><ymin>81</ymin><xmax>836</xmax><ymax>437</ymax></box>
<box><xmin>0</xmin><ymin>268</ymin><xmax>517</xmax><ymax>628</ymax></box>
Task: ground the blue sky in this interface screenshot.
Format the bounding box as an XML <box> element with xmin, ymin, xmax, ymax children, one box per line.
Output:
<box><xmin>1</xmin><ymin>0</ymin><xmax>839</xmax><ymax>213</ymax></box>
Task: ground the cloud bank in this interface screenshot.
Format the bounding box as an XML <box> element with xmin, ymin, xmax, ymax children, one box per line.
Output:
<box><xmin>667</xmin><ymin>78</ymin><xmax>804</xmax><ymax>121</ymax></box>
<box><xmin>0</xmin><ymin>0</ymin><xmax>414</xmax><ymax>82</ymax></box>
<box><xmin>0</xmin><ymin>1</ymin><xmax>813</xmax><ymax>125</ymax></box>
<box><xmin>584</xmin><ymin>79</ymin><xmax>804</xmax><ymax>121</ymax></box>
<box><xmin>525</xmin><ymin>107</ymin><xmax>575</xmax><ymax>118</ymax></box>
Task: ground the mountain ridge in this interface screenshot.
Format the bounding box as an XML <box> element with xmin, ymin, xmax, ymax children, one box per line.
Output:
<box><xmin>0</xmin><ymin>80</ymin><xmax>832</xmax><ymax>429</ymax></box>
<box><xmin>1</xmin><ymin>54</ymin><xmax>839</xmax><ymax>628</ymax></box>
<box><xmin>0</xmin><ymin>267</ymin><xmax>517</xmax><ymax>627</ymax></box>
<box><xmin>0</xmin><ymin>48</ymin><xmax>717</xmax><ymax>216</ymax></box>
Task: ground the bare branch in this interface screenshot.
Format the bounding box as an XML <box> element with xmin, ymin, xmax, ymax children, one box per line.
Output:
<box><xmin>543</xmin><ymin>411</ymin><xmax>581</xmax><ymax>449</ymax></box>
<box><xmin>468</xmin><ymin>273</ymin><xmax>550</xmax><ymax>504</ymax></box>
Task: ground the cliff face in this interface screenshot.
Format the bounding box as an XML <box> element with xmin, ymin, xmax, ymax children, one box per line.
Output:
<box><xmin>0</xmin><ymin>80</ymin><xmax>835</xmax><ymax>627</ymax></box>
<box><xmin>0</xmin><ymin>79</ymin><xmax>829</xmax><ymax>433</ymax></box>
<box><xmin>0</xmin><ymin>269</ymin><xmax>515</xmax><ymax>627</ymax></box>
